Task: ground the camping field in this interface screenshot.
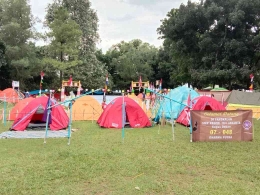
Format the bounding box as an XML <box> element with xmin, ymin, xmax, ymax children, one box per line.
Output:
<box><xmin>0</xmin><ymin>120</ymin><xmax>260</xmax><ymax>195</ymax></box>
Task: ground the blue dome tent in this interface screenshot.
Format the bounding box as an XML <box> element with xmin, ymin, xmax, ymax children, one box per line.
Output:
<box><xmin>154</xmin><ymin>86</ymin><xmax>199</xmax><ymax>121</ymax></box>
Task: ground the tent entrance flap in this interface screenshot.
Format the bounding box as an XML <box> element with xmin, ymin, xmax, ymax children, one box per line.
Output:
<box><xmin>35</xmin><ymin>105</ymin><xmax>45</xmax><ymax>114</ymax></box>
<box><xmin>204</xmin><ymin>105</ymin><xmax>213</xmax><ymax>110</ymax></box>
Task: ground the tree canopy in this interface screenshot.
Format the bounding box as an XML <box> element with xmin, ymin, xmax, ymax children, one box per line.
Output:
<box><xmin>44</xmin><ymin>6</ymin><xmax>82</xmax><ymax>84</ymax></box>
<box><xmin>158</xmin><ymin>0</ymin><xmax>260</xmax><ymax>89</ymax></box>
<box><xmin>46</xmin><ymin>0</ymin><xmax>107</xmax><ymax>89</ymax></box>
<box><xmin>97</xmin><ymin>40</ymin><xmax>158</xmax><ymax>89</ymax></box>
<box><xmin>1</xmin><ymin>0</ymin><xmax>260</xmax><ymax>91</ymax></box>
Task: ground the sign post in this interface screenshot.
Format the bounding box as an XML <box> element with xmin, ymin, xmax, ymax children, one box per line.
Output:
<box><xmin>191</xmin><ymin>110</ymin><xmax>253</xmax><ymax>142</ymax></box>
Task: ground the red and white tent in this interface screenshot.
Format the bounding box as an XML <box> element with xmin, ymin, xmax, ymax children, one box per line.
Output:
<box><xmin>11</xmin><ymin>96</ymin><xmax>69</xmax><ymax>131</ymax></box>
<box><xmin>97</xmin><ymin>97</ymin><xmax>151</xmax><ymax>128</ymax></box>
<box><xmin>176</xmin><ymin>96</ymin><xmax>226</xmax><ymax>126</ymax></box>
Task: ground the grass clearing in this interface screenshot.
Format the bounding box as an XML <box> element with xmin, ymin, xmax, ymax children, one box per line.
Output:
<box><xmin>0</xmin><ymin>120</ymin><xmax>260</xmax><ymax>194</ymax></box>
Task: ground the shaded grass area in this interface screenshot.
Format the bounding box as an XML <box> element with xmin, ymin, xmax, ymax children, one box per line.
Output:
<box><xmin>0</xmin><ymin>120</ymin><xmax>260</xmax><ymax>194</ymax></box>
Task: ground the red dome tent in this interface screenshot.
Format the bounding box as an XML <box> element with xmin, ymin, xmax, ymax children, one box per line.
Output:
<box><xmin>11</xmin><ymin>96</ymin><xmax>69</xmax><ymax>131</ymax></box>
<box><xmin>97</xmin><ymin>97</ymin><xmax>151</xmax><ymax>128</ymax></box>
<box><xmin>176</xmin><ymin>96</ymin><xmax>226</xmax><ymax>126</ymax></box>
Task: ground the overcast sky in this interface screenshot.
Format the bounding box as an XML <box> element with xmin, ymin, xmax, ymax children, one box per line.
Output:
<box><xmin>30</xmin><ymin>0</ymin><xmax>199</xmax><ymax>52</ymax></box>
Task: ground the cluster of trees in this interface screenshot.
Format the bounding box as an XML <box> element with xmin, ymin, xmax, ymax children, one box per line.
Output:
<box><xmin>0</xmin><ymin>0</ymin><xmax>106</xmax><ymax>91</ymax></box>
<box><xmin>1</xmin><ymin>0</ymin><xmax>260</xmax><ymax>91</ymax></box>
<box><xmin>95</xmin><ymin>0</ymin><xmax>260</xmax><ymax>90</ymax></box>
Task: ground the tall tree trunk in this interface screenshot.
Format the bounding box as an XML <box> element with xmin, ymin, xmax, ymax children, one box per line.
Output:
<box><xmin>60</xmin><ymin>70</ymin><xmax>63</xmax><ymax>87</ymax></box>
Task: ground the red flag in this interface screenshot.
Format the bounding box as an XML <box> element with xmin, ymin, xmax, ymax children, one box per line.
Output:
<box><xmin>250</xmin><ymin>74</ymin><xmax>254</xmax><ymax>83</ymax></box>
<box><xmin>68</xmin><ymin>75</ymin><xmax>73</xmax><ymax>86</ymax></box>
<box><xmin>40</xmin><ymin>71</ymin><xmax>44</xmax><ymax>88</ymax></box>
<box><xmin>40</xmin><ymin>71</ymin><xmax>44</xmax><ymax>80</ymax></box>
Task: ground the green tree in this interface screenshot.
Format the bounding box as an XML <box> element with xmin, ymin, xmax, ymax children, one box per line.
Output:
<box><xmin>46</xmin><ymin>0</ymin><xmax>107</xmax><ymax>89</ymax></box>
<box><xmin>157</xmin><ymin>48</ymin><xmax>178</xmax><ymax>88</ymax></box>
<box><xmin>101</xmin><ymin>40</ymin><xmax>158</xmax><ymax>90</ymax></box>
<box><xmin>158</xmin><ymin>0</ymin><xmax>260</xmax><ymax>89</ymax></box>
<box><xmin>0</xmin><ymin>0</ymin><xmax>38</xmax><ymax>89</ymax></box>
<box><xmin>44</xmin><ymin>7</ymin><xmax>82</xmax><ymax>85</ymax></box>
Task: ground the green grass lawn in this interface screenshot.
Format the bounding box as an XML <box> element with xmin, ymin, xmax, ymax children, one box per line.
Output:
<box><xmin>0</xmin><ymin>120</ymin><xmax>260</xmax><ymax>195</ymax></box>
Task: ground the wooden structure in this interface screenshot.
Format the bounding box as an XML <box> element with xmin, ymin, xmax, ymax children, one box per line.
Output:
<box><xmin>62</xmin><ymin>80</ymin><xmax>81</xmax><ymax>88</ymax></box>
<box><xmin>131</xmin><ymin>81</ymin><xmax>149</xmax><ymax>90</ymax></box>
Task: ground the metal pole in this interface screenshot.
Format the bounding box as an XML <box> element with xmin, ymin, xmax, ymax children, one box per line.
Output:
<box><xmin>44</xmin><ymin>103</ymin><xmax>51</xmax><ymax>144</ymax></box>
<box><xmin>3</xmin><ymin>95</ymin><xmax>6</xmax><ymax>126</ymax></box>
<box><xmin>68</xmin><ymin>101</ymin><xmax>72</xmax><ymax>145</ymax></box>
<box><xmin>122</xmin><ymin>92</ymin><xmax>125</xmax><ymax>143</ymax></box>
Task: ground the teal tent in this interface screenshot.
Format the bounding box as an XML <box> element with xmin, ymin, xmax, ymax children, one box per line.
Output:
<box><xmin>154</xmin><ymin>86</ymin><xmax>199</xmax><ymax>121</ymax></box>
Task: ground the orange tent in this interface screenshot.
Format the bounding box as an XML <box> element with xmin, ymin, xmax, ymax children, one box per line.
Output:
<box><xmin>9</xmin><ymin>97</ymin><xmax>34</xmax><ymax>120</ymax></box>
<box><xmin>71</xmin><ymin>96</ymin><xmax>102</xmax><ymax>120</ymax></box>
<box><xmin>0</xmin><ymin>88</ymin><xmax>24</xmax><ymax>103</ymax></box>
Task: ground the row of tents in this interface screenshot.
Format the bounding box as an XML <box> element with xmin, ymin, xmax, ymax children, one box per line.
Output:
<box><xmin>4</xmin><ymin>93</ymin><xmax>151</xmax><ymax>121</ymax></box>
<box><xmin>9</xmin><ymin>96</ymin><xmax>151</xmax><ymax>131</ymax></box>
<box><xmin>1</xmin><ymin>86</ymin><xmax>260</xmax><ymax>131</ymax></box>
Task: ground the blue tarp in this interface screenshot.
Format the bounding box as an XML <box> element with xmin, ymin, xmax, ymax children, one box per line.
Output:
<box><xmin>155</xmin><ymin>86</ymin><xmax>199</xmax><ymax>121</ymax></box>
<box><xmin>29</xmin><ymin>90</ymin><xmax>48</xmax><ymax>95</ymax></box>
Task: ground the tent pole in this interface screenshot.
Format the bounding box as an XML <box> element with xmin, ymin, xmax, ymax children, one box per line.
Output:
<box><xmin>1</xmin><ymin>109</ymin><xmax>3</xmax><ymax>124</ymax></box>
<box><xmin>172</xmin><ymin>117</ymin><xmax>175</xmax><ymax>141</ymax></box>
<box><xmin>189</xmin><ymin>116</ymin><xmax>192</xmax><ymax>142</ymax></box>
<box><xmin>122</xmin><ymin>91</ymin><xmax>125</xmax><ymax>143</ymax></box>
<box><xmin>68</xmin><ymin>101</ymin><xmax>72</xmax><ymax>145</ymax></box>
<box><xmin>158</xmin><ymin>111</ymin><xmax>163</xmax><ymax>135</ymax></box>
<box><xmin>189</xmin><ymin>90</ymin><xmax>193</xmax><ymax>142</ymax></box>
<box><xmin>3</xmin><ymin>95</ymin><xmax>6</xmax><ymax>126</ymax></box>
<box><xmin>170</xmin><ymin>91</ymin><xmax>174</xmax><ymax>141</ymax></box>
<box><xmin>44</xmin><ymin>104</ymin><xmax>51</xmax><ymax>144</ymax></box>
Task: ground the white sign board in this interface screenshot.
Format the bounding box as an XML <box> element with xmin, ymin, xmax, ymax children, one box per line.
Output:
<box><xmin>12</xmin><ymin>81</ymin><xmax>19</xmax><ymax>88</ymax></box>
